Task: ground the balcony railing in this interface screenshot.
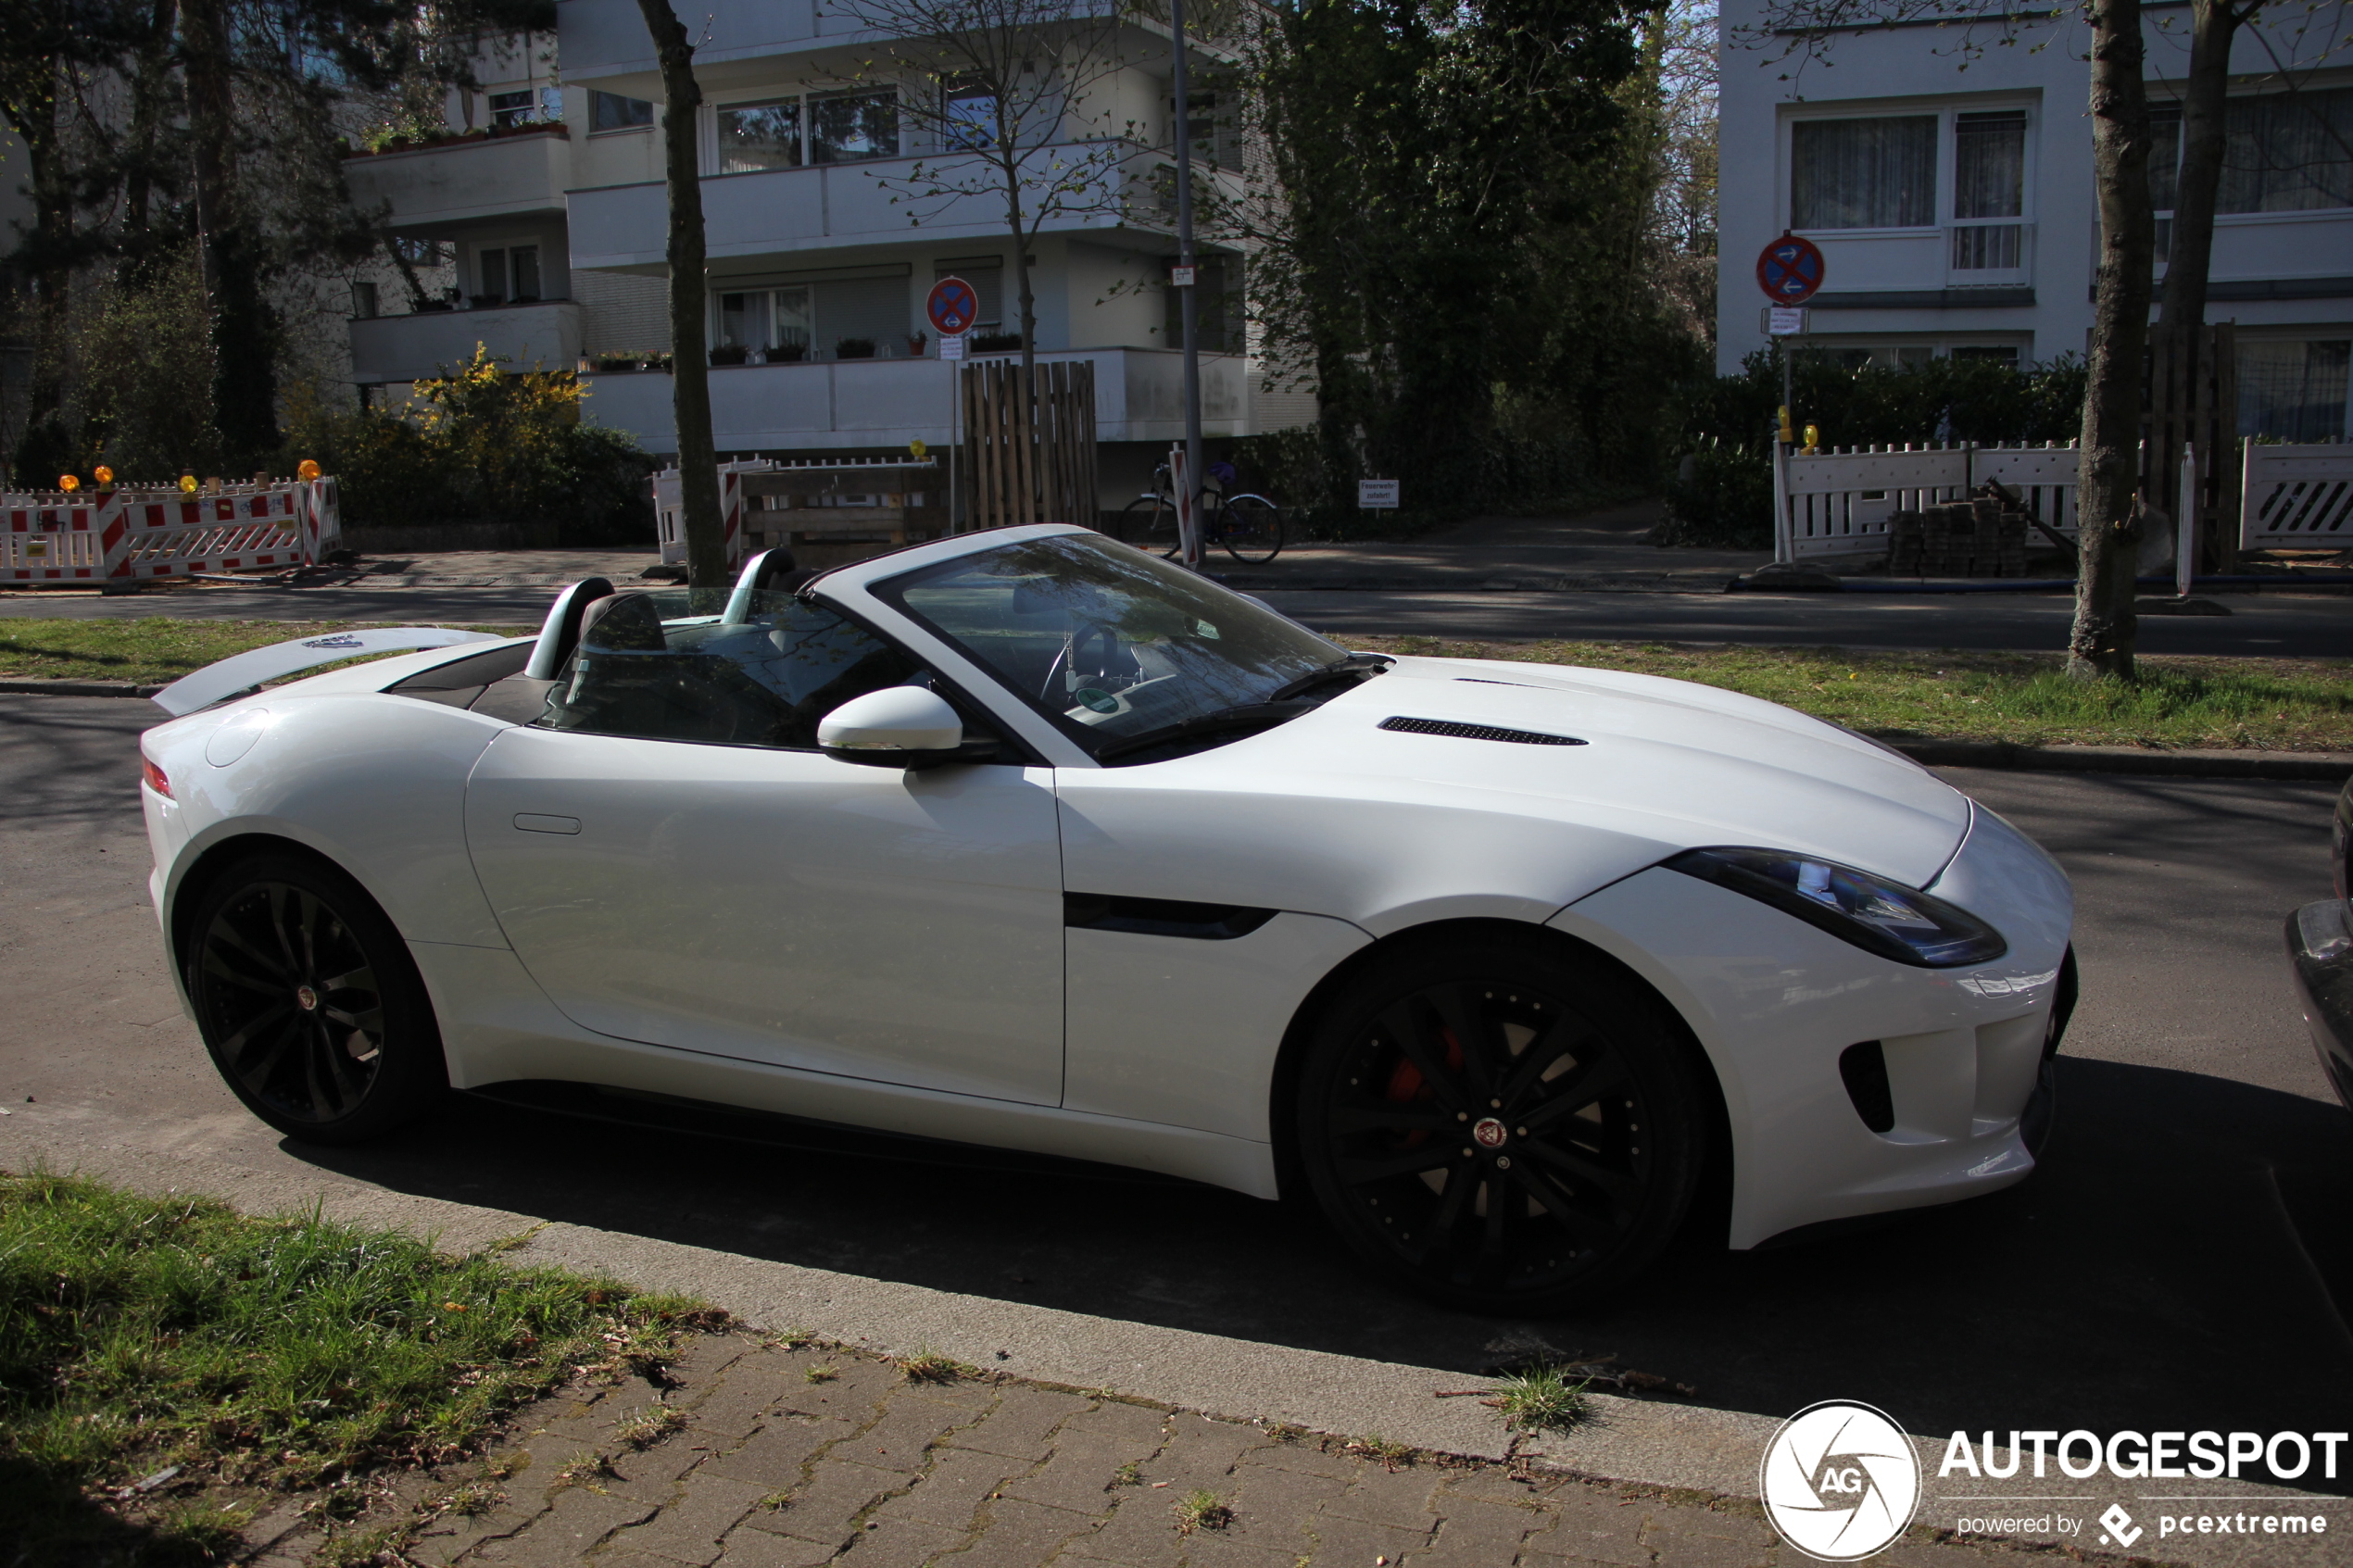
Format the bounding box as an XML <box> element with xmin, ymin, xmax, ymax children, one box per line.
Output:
<box><xmin>350</xmin><ymin>300</ymin><xmax>582</xmax><ymax>384</ymax></box>
<box><xmin>343</xmin><ymin>125</ymin><xmax>573</xmax><ymax>229</ymax></box>
<box><xmin>579</xmin><ymin>346</ymin><xmax>1249</xmax><ymax>451</ymax></box>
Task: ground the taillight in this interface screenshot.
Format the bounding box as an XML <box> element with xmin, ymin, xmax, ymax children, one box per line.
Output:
<box><xmin>141</xmin><ymin>758</ymin><xmax>172</xmax><ymax>798</ymax></box>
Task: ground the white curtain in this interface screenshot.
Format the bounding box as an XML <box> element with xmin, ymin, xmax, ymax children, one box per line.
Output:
<box><xmin>1792</xmin><ymin>116</ymin><xmax>1937</xmax><ymax>229</ymax></box>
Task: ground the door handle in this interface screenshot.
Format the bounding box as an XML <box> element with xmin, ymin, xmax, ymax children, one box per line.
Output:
<box><xmin>513</xmin><ymin>813</ymin><xmax>582</xmax><ymax>834</ymax></box>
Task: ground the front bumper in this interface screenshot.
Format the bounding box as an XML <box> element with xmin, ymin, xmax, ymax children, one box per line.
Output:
<box><xmin>2286</xmin><ymin>898</ymin><xmax>2353</xmax><ymax>1110</ymax></box>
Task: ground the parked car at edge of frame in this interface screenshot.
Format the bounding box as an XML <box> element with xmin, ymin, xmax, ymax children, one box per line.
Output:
<box><xmin>2287</xmin><ymin>776</ymin><xmax>2353</xmax><ymax>1108</ymax></box>
<box><xmin>136</xmin><ymin>524</ymin><xmax>2078</xmax><ymax>1313</ymax></box>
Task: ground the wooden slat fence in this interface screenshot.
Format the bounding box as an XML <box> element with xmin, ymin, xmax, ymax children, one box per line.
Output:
<box><xmin>961</xmin><ymin>359</ymin><xmax>1098</xmax><ymax>533</ymax></box>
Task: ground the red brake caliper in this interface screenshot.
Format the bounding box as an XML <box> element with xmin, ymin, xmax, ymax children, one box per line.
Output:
<box><xmin>1381</xmin><ymin>1028</ymin><xmax>1466</xmax><ymax>1148</ymax></box>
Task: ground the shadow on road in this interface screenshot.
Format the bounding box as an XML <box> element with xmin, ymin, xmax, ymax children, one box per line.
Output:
<box><xmin>295</xmin><ymin>1052</ymin><xmax>2353</xmax><ymax>1484</ymax></box>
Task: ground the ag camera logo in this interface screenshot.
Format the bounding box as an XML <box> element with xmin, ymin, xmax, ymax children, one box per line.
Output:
<box><xmin>1761</xmin><ymin>1400</ymin><xmax>1922</xmax><ymax>1562</ymax></box>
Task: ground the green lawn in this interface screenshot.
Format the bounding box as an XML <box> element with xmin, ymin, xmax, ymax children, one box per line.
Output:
<box><xmin>4</xmin><ymin>617</ymin><xmax>2347</xmax><ymax>752</ymax></box>
<box><xmin>0</xmin><ymin>1172</ymin><xmax>722</xmax><ymax>1564</ymax></box>
<box><xmin>1358</xmin><ymin>636</ymin><xmax>2353</xmax><ymax>753</ymax></box>
<box><xmin>0</xmin><ymin>619</ymin><xmax>531</xmax><ymax>687</ymax></box>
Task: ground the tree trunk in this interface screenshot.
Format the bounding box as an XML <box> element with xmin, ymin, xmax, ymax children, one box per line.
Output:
<box><xmin>2153</xmin><ymin>0</ymin><xmax>2253</xmax><ymax>572</ymax></box>
<box><xmin>636</xmin><ymin>0</ymin><xmax>727</xmax><ymax>596</ymax></box>
<box><xmin>182</xmin><ymin>0</ymin><xmax>281</xmax><ymax>472</ymax></box>
<box><xmin>2068</xmin><ymin>0</ymin><xmax>2156</xmax><ymax>682</ymax></box>
<box><xmin>122</xmin><ymin>0</ymin><xmax>180</xmax><ymax>254</ymax></box>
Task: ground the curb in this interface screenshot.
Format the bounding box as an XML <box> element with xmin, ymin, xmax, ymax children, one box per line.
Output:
<box><xmin>1896</xmin><ymin>739</ymin><xmax>2353</xmax><ymax>781</ymax></box>
<box><xmin>0</xmin><ymin>679</ymin><xmax>162</xmax><ymax>698</ymax></box>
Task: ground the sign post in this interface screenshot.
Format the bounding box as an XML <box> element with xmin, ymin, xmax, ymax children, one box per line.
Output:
<box><xmin>927</xmin><ymin>277</ymin><xmax>978</xmax><ymax>532</ymax></box>
<box><xmin>1755</xmin><ymin>232</ymin><xmax>1826</xmax><ymax>453</ymax></box>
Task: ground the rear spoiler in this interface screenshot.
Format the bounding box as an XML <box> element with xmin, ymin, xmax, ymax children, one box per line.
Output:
<box><xmin>150</xmin><ymin>627</ymin><xmax>502</xmax><ymax>717</ymax></box>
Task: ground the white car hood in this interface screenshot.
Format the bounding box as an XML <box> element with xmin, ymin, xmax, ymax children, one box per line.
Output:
<box><xmin>1067</xmin><ymin>656</ymin><xmax>1970</xmax><ymax>900</ymax></box>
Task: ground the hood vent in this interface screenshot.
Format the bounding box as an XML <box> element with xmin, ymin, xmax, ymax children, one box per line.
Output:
<box><xmin>1378</xmin><ymin>715</ymin><xmax>1587</xmax><ymax>746</ymax></box>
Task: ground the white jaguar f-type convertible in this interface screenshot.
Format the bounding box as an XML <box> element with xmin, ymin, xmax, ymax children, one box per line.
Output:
<box><xmin>138</xmin><ymin>523</ymin><xmax>2075</xmax><ymax>1311</ymax></box>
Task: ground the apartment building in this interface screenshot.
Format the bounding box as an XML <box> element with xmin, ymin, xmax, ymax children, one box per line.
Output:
<box><xmin>1715</xmin><ymin>0</ymin><xmax>2352</xmax><ymax>442</ymax></box>
<box><xmin>342</xmin><ymin>5</ymin><xmax>1313</xmax><ymax>498</ymax></box>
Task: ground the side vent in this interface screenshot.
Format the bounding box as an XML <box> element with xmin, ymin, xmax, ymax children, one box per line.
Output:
<box><xmin>1378</xmin><ymin>716</ymin><xmax>1586</xmax><ymax>747</ymax></box>
<box><xmin>1839</xmin><ymin>1041</ymin><xmax>1896</xmax><ymax>1134</ymax></box>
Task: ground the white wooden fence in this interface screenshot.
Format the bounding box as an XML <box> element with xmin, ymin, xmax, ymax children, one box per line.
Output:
<box><xmin>1775</xmin><ymin>443</ymin><xmax>2080</xmax><ymax>563</ymax></box>
<box><xmin>1775</xmin><ymin>439</ymin><xmax>2352</xmax><ymax>563</ymax></box>
<box><xmin>2241</xmin><ymin>441</ymin><xmax>2353</xmax><ymax>550</ymax></box>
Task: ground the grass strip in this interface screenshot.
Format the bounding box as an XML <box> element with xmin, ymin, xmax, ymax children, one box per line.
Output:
<box><xmin>0</xmin><ymin>1171</ymin><xmax>722</xmax><ymax>1564</ymax></box>
<box><xmin>0</xmin><ymin>619</ymin><xmax>532</xmax><ymax>686</ymax></box>
<box><xmin>1360</xmin><ymin>636</ymin><xmax>2353</xmax><ymax>753</ymax></box>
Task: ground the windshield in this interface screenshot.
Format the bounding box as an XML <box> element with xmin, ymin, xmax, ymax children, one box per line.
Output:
<box><xmin>869</xmin><ymin>532</ymin><xmax>1352</xmax><ymax>759</ymax></box>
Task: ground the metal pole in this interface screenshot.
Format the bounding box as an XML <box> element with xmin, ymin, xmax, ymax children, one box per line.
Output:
<box><xmin>1171</xmin><ymin>0</ymin><xmax>1204</xmax><ymax>570</ymax></box>
<box><xmin>948</xmin><ymin>355</ymin><xmax>959</xmax><ymax>533</ymax></box>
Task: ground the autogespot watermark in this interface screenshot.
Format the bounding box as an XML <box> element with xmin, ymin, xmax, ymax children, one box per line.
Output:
<box><xmin>1761</xmin><ymin>1405</ymin><xmax>2347</xmax><ymax>1562</ymax></box>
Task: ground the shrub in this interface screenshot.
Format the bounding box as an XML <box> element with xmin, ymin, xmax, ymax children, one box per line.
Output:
<box><xmin>1658</xmin><ymin>435</ymin><xmax>1776</xmax><ymax>548</ymax></box>
<box><xmin>280</xmin><ymin>347</ymin><xmax>656</xmax><ymax>546</ymax></box>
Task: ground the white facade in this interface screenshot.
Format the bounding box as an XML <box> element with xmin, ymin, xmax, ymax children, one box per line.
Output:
<box><xmin>343</xmin><ymin>4</ymin><xmax>1311</xmax><ymax>486</ymax></box>
<box><xmin>1716</xmin><ymin>0</ymin><xmax>2353</xmax><ymax>441</ymax></box>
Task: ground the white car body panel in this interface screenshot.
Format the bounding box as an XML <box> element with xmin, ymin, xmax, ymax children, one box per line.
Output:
<box><xmin>462</xmin><ymin>726</ymin><xmax>1066</xmax><ymax>1105</ymax></box>
<box><xmin>148</xmin><ymin>625</ymin><xmax>501</xmax><ymax>716</ymax></box>
<box><xmin>138</xmin><ymin>525</ymin><xmax>2077</xmax><ymax>1251</ymax></box>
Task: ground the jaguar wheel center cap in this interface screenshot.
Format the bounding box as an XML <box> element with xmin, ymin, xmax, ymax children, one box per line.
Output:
<box><xmin>296</xmin><ymin>985</ymin><xmax>320</xmax><ymax>1012</ymax></box>
<box><xmin>1472</xmin><ymin>1117</ymin><xmax>1508</xmax><ymax>1149</ymax></box>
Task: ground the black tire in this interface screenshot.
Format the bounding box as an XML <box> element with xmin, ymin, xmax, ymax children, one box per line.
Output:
<box><xmin>1220</xmin><ymin>494</ymin><xmax>1285</xmax><ymax>565</ymax></box>
<box><xmin>1120</xmin><ymin>495</ymin><xmax>1177</xmax><ymax>558</ymax></box>
<box><xmin>1295</xmin><ymin>931</ymin><xmax>1708</xmax><ymax>1313</ymax></box>
<box><xmin>183</xmin><ymin>853</ymin><xmax>447</xmax><ymax>1145</ymax></box>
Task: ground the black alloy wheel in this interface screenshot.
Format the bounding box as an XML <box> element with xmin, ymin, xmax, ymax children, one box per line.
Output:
<box><xmin>1297</xmin><ymin>934</ymin><xmax>1707</xmax><ymax>1312</ymax></box>
<box><xmin>1219</xmin><ymin>495</ymin><xmax>1285</xmax><ymax>565</ymax></box>
<box><xmin>185</xmin><ymin>854</ymin><xmax>447</xmax><ymax>1143</ymax></box>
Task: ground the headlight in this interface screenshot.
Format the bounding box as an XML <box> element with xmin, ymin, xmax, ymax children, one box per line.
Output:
<box><xmin>1664</xmin><ymin>847</ymin><xmax>2007</xmax><ymax>969</ymax></box>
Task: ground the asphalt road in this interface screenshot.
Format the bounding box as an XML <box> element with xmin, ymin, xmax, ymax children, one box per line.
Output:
<box><xmin>4</xmin><ymin>694</ymin><xmax>2347</xmax><ymax>1474</ymax></box>
<box><xmin>4</xmin><ymin>579</ymin><xmax>2350</xmax><ymax>655</ymax></box>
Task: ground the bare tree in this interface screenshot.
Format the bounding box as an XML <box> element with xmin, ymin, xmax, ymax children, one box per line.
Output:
<box><xmin>1732</xmin><ymin>0</ymin><xmax>2158</xmax><ymax>678</ymax></box>
<box><xmin>634</xmin><ymin>0</ymin><xmax>727</xmax><ymax>596</ymax></box>
<box><xmin>832</xmin><ymin>0</ymin><xmax>1151</xmax><ymax>383</ymax></box>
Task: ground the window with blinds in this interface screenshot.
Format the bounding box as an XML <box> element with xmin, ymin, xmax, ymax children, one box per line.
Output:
<box><xmin>1791</xmin><ymin>116</ymin><xmax>1937</xmax><ymax>229</ymax></box>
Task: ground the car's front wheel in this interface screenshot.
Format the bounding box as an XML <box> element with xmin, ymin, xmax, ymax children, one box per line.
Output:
<box><xmin>1296</xmin><ymin>931</ymin><xmax>1709</xmax><ymax>1313</ymax></box>
<box><xmin>184</xmin><ymin>853</ymin><xmax>447</xmax><ymax>1144</ymax></box>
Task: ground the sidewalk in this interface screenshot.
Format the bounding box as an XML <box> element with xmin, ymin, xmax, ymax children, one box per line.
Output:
<box><xmin>259</xmin><ymin>1333</ymin><xmax>2018</xmax><ymax>1568</ymax></box>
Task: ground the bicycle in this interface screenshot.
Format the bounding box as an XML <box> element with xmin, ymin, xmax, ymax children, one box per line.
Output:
<box><xmin>1118</xmin><ymin>460</ymin><xmax>1286</xmax><ymax>565</ymax></box>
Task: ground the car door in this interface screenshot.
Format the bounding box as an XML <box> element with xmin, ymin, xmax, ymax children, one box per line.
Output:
<box><xmin>462</xmin><ymin>590</ymin><xmax>1065</xmax><ymax>1106</ymax></box>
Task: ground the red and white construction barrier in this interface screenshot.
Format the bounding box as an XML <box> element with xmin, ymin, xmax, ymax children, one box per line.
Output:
<box><xmin>1</xmin><ymin>480</ymin><xmax>343</xmax><ymax>585</ymax></box>
<box><xmin>651</xmin><ymin>461</ymin><xmax>753</xmax><ymax>569</ymax></box>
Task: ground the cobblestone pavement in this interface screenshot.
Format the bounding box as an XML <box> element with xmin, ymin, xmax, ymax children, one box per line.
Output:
<box><xmin>243</xmin><ymin>1336</ymin><xmax>2078</xmax><ymax>1568</ymax></box>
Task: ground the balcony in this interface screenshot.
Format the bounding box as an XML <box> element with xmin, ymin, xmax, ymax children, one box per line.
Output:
<box><xmin>350</xmin><ymin>300</ymin><xmax>583</xmax><ymax>384</ymax></box>
<box><xmin>343</xmin><ymin>126</ymin><xmax>573</xmax><ymax>231</ymax></box>
<box><xmin>1799</xmin><ymin>223</ymin><xmax>2039</xmax><ymax>310</ymax></box>
<box><xmin>580</xmin><ymin>347</ymin><xmax>1247</xmax><ymax>451</ymax></box>
<box><xmin>568</xmin><ymin>147</ymin><xmax>1180</xmax><ymax>269</ymax></box>
<box><xmin>560</xmin><ymin>0</ymin><xmax>822</xmax><ymax>79</ymax></box>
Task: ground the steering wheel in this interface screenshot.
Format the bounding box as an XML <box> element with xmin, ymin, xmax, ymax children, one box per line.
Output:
<box><xmin>1038</xmin><ymin>621</ymin><xmax>1129</xmax><ymax>705</ymax></box>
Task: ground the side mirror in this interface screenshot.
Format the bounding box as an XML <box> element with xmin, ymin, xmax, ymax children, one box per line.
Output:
<box><xmin>819</xmin><ymin>686</ymin><xmax>977</xmax><ymax>770</ymax></box>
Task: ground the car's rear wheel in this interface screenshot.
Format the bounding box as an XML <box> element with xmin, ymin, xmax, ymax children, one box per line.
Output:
<box><xmin>184</xmin><ymin>853</ymin><xmax>447</xmax><ymax>1144</ymax></box>
<box><xmin>1296</xmin><ymin>932</ymin><xmax>1708</xmax><ymax>1313</ymax></box>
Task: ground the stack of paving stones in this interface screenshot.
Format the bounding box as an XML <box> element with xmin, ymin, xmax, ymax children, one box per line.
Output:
<box><xmin>1886</xmin><ymin>488</ymin><xmax>2029</xmax><ymax>579</ymax></box>
<box><xmin>237</xmin><ymin>1336</ymin><xmax>2058</xmax><ymax>1566</ymax></box>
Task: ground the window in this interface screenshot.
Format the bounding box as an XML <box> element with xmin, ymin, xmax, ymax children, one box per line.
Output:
<box><xmin>811</xmin><ymin>91</ymin><xmax>898</xmax><ymax>163</ymax></box>
<box><xmin>945</xmin><ymin>88</ymin><xmax>998</xmax><ymax>150</ymax></box>
<box><xmin>475</xmin><ymin>245</ymin><xmax>541</xmax><ymax>305</ymax></box>
<box><xmin>488</xmin><ymin>86</ymin><xmax>558</xmax><ymax>129</ymax></box>
<box><xmin>1164</xmin><ymin>257</ymin><xmax>1243</xmax><ymax>352</ymax></box>
<box><xmin>718</xmin><ymin>99</ymin><xmax>802</xmax><ymax>171</ymax></box>
<box><xmin>1951</xmin><ymin>111</ymin><xmax>2026</xmax><ymax>270</ymax></box>
<box><xmin>351</xmin><ymin>280</ymin><xmax>378</xmax><ymax>320</ymax></box>
<box><xmin>2221</xmin><ymin>87</ymin><xmax>2353</xmax><ymax>213</ymax></box>
<box><xmin>2149</xmin><ymin>102</ymin><xmax>2183</xmax><ymax>260</ymax></box>
<box><xmin>2239</xmin><ymin>339</ymin><xmax>2351</xmax><ymax>443</ymax></box>
<box><xmin>1791</xmin><ymin>116</ymin><xmax>1936</xmax><ymax>229</ymax></box>
<box><xmin>717</xmin><ymin>287</ymin><xmax>813</xmax><ymax>352</ymax></box>
<box><xmin>540</xmin><ymin>589</ymin><xmax>935</xmax><ymax>751</ymax></box>
<box><xmin>591</xmin><ymin>91</ymin><xmax>655</xmax><ymax>132</ymax></box>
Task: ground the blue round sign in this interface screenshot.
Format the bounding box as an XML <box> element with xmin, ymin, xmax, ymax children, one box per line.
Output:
<box><xmin>1755</xmin><ymin>234</ymin><xmax>1826</xmax><ymax>305</ymax></box>
<box><xmin>927</xmin><ymin>277</ymin><xmax>979</xmax><ymax>336</ymax></box>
